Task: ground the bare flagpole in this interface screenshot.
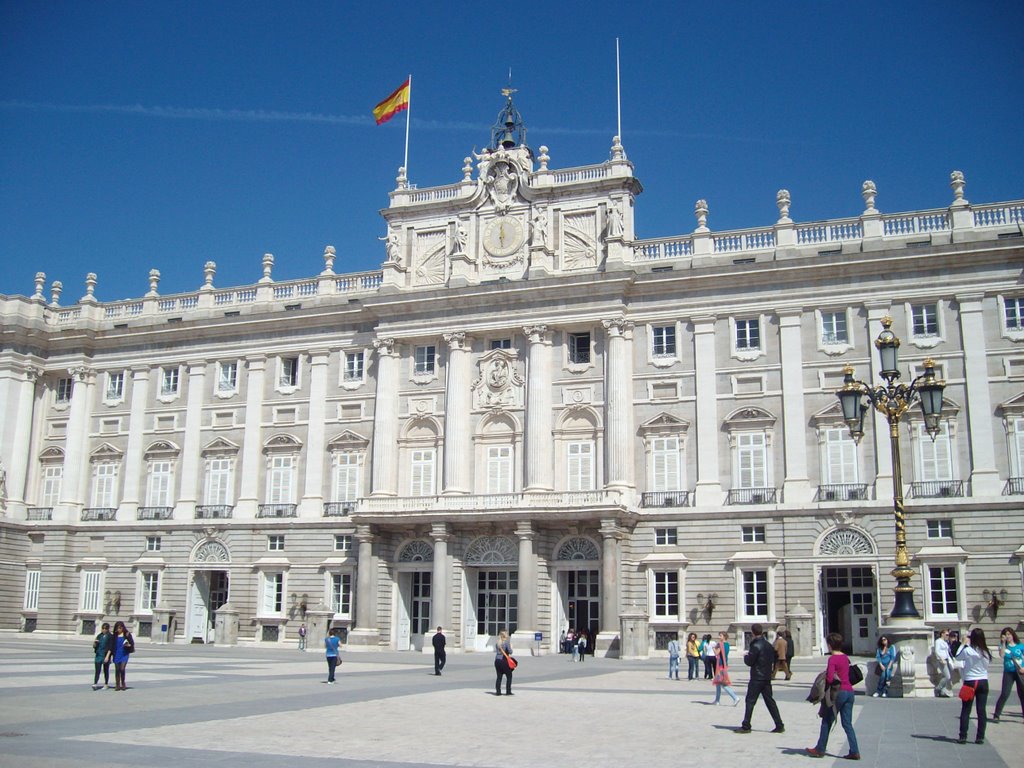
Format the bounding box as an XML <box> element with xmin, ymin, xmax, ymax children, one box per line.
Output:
<box><xmin>616</xmin><ymin>38</ymin><xmax>622</xmax><ymax>140</ymax></box>
<box><xmin>403</xmin><ymin>74</ymin><xmax>412</xmax><ymax>178</ymax></box>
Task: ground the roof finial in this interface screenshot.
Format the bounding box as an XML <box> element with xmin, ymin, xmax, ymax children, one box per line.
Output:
<box><xmin>492</xmin><ymin>73</ymin><xmax>526</xmax><ymax>150</ymax></box>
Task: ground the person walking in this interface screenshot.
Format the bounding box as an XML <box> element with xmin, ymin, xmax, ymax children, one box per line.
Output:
<box><xmin>667</xmin><ymin>635</ymin><xmax>682</xmax><ymax>680</ymax></box>
<box><xmin>712</xmin><ymin>631</ymin><xmax>740</xmax><ymax>706</ymax></box>
<box><xmin>106</xmin><ymin>621</ymin><xmax>134</xmax><ymax>691</ymax></box>
<box><xmin>955</xmin><ymin>627</ymin><xmax>992</xmax><ymax>744</ymax></box>
<box><xmin>805</xmin><ymin>632</ymin><xmax>860</xmax><ymax>760</ymax></box>
<box><xmin>686</xmin><ymin>632</ymin><xmax>701</xmax><ymax>681</ymax></box>
<box><xmin>772</xmin><ymin>627</ymin><xmax>790</xmax><ymax>680</ymax></box>
<box><xmin>874</xmin><ymin>635</ymin><xmax>897</xmax><ymax>697</ymax></box>
<box><xmin>324</xmin><ymin>629</ymin><xmax>341</xmax><ymax>684</ymax></box>
<box><xmin>577</xmin><ymin>631</ymin><xmax>588</xmax><ymax>662</ymax></box>
<box><xmin>934</xmin><ymin>628</ymin><xmax>953</xmax><ymax>697</ymax></box>
<box><xmin>992</xmin><ymin>627</ymin><xmax>1024</xmax><ymax>722</ymax></box>
<box><xmin>494</xmin><ymin>630</ymin><xmax>514</xmax><ymax>695</ymax></box>
<box><xmin>569</xmin><ymin>628</ymin><xmax>578</xmax><ymax>662</ymax></box>
<box><xmin>432</xmin><ymin>626</ymin><xmax>447</xmax><ymax>676</ymax></box>
<box><xmin>297</xmin><ymin>623</ymin><xmax>306</xmax><ymax>651</ymax></box>
<box><xmin>92</xmin><ymin>623</ymin><xmax>113</xmax><ymax>689</ymax></box>
<box><xmin>738</xmin><ymin>623</ymin><xmax>785</xmax><ymax>734</ymax></box>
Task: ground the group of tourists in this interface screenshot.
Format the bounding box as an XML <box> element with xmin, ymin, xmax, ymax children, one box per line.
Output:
<box><xmin>90</xmin><ymin>621</ymin><xmax>134</xmax><ymax>691</ymax></box>
<box><xmin>558</xmin><ymin>628</ymin><xmax>590</xmax><ymax>661</ymax></box>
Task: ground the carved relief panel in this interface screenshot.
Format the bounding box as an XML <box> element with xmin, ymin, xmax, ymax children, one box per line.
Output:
<box><xmin>472</xmin><ymin>349</ymin><xmax>524</xmax><ymax>410</ymax></box>
<box><xmin>561</xmin><ymin>210</ymin><xmax>599</xmax><ymax>270</ymax></box>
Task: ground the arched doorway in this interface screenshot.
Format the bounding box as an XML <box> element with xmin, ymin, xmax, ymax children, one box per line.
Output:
<box><xmin>552</xmin><ymin>536</ymin><xmax>601</xmax><ymax>655</ymax></box>
<box><xmin>816</xmin><ymin>527</ymin><xmax>879</xmax><ymax>655</ymax></box>
<box><xmin>187</xmin><ymin>539</ymin><xmax>231</xmax><ymax>643</ymax></box>
<box><xmin>463</xmin><ymin>535</ymin><xmax>518</xmax><ymax>652</ymax></box>
<box><xmin>394</xmin><ymin>539</ymin><xmax>433</xmax><ymax>651</ymax></box>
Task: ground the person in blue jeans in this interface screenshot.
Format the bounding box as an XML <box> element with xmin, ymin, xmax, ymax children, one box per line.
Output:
<box><xmin>325</xmin><ymin>629</ymin><xmax>341</xmax><ymax>684</ymax></box>
<box><xmin>667</xmin><ymin>636</ymin><xmax>681</xmax><ymax>680</ymax></box>
<box><xmin>874</xmin><ymin>635</ymin><xmax>897</xmax><ymax>697</ymax></box>
<box><xmin>806</xmin><ymin>632</ymin><xmax>860</xmax><ymax>760</ymax></box>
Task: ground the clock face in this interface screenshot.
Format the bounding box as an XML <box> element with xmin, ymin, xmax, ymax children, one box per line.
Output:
<box><xmin>483</xmin><ymin>216</ymin><xmax>524</xmax><ymax>257</ymax></box>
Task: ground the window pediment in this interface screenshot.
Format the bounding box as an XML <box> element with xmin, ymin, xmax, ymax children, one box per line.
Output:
<box><xmin>38</xmin><ymin>446</ymin><xmax>65</xmax><ymax>462</ymax></box>
<box><xmin>263</xmin><ymin>433</ymin><xmax>302</xmax><ymax>453</ymax></box>
<box><xmin>144</xmin><ymin>440</ymin><xmax>180</xmax><ymax>459</ymax></box>
<box><xmin>89</xmin><ymin>442</ymin><xmax>123</xmax><ymax>461</ymax></box>
<box><xmin>201</xmin><ymin>437</ymin><xmax>239</xmax><ymax>456</ymax></box>
<box><xmin>639</xmin><ymin>412</ymin><xmax>691</xmax><ymax>436</ymax></box>
<box><xmin>327</xmin><ymin>430</ymin><xmax>370</xmax><ymax>451</ymax></box>
<box><xmin>724</xmin><ymin>407</ymin><xmax>776</xmax><ymax>432</ymax></box>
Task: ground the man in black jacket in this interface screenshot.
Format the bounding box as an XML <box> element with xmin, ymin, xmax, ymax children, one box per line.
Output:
<box><xmin>432</xmin><ymin>626</ymin><xmax>446</xmax><ymax>675</ymax></box>
<box><xmin>738</xmin><ymin>623</ymin><xmax>785</xmax><ymax>734</ymax></box>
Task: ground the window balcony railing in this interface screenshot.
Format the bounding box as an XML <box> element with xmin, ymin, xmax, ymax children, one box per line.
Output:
<box><xmin>258</xmin><ymin>503</ymin><xmax>298</xmax><ymax>518</ymax></box>
<box><xmin>910</xmin><ymin>480</ymin><xmax>964</xmax><ymax>499</ymax></box>
<box><xmin>726</xmin><ymin>487</ymin><xmax>778</xmax><ymax>505</ymax></box>
<box><xmin>195</xmin><ymin>505</ymin><xmax>233</xmax><ymax>519</ymax></box>
<box><xmin>641</xmin><ymin>490</ymin><xmax>692</xmax><ymax>508</ymax></box>
<box><xmin>81</xmin><ymin>508</ymin><xmax>117</xmax><ymax>521</ymax></box>
<box><xmin>1004</xmin><ymin>477</ymin><xmax>1024</xmax><ymax>496</ymax></box>
<box><xmin>137</xmin><ymin>506</ymin><xmax>173</xmax><ymax>520</ymax></box>
<box><xmin>816</xmin><ymin>484</ymin><xmax>869</xmax><ymax>502</ymax></box>
<box><xmin>323</xmin><ymin>501</ymin><xmax>357</xmax><ymax>517</ymax></box>
<box><xmin>26</xmin><ymin>507</ymin><xmax>53</xmax><ymax>521</ymax></box>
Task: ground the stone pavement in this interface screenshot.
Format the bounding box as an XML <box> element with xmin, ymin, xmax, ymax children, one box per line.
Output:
<box><xmin>0</xmin><ymin>635</ymin><xmax>1021</xmax><ymax>767</ymax></box>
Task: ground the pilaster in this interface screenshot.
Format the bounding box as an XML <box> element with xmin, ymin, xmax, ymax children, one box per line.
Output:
<box><xmin>596</xmin><ymin>518</ymin><xmax>622</xmax><ymax>655</ymax></box>
<box><xmin>119</xmin><ymin>365</ymin><xmax>151</xmax><ymax>517</ymax></box>
<box><xmin>176</xmin><ymin>361</ymin><xmax>207</xmax><ymax>518</ymax></box>
<box><xmin>512</xmin><ymin>521</ymin><xmax>536</xmax><ymax>644</ymax></box>
<box><xmin>348</xmin><ymin>525</ymin><xmax>380</xmax><ymax>647</ymax></box>
<box><xmin>442</xmin><ymin>332</ymin><xmax>472</xmax><ymax>494</ymax></box>
<box><xmin>692</xmin><ymin>316</ymin><xmax>722</xmax><ymax>505</ymax></box>
<box><xmin>602</xmin><ymin>318</ymin><xmax>635</xmax><ymax>490</ymax></box>
<box><xmin>865</xmin><ymin>305</ymin><xmax>894</xmax><ymax>497</ymax></box>
<box><xmin>371</xmin><ymin>338</ymin><xmax>400</xmax><ymax>496</ymax></box>
<box><xmin>301</xmin><ymin>350</ymin><xmax>331</xmax><ymax>517</ymax></box>
<box><xmin>59</xmin><ymin>365</ymin><xmax>95</xmax><ymax>517</ymax></box>
<box><xmin>6</xmin><ymin>365</ymin><xmax>41</xmax><ymax>512</ymax></box>
<box><xmin>236</xmin><ymin>355</ymin><xmax>266</xmax><ymax>518</ymax></box>
<box><xmin>778</xmin><ymin>310</ymin><xmax>811</xmax><ymax>502</ymax></box>
<box><xmin>957</xmin><ymin>295</ymin><xmax>1000</xmax><ymax>494</ymax></box>
<box><xmin>523</xmin><ymin>325</ymin><xmax>554</xmax><ymax>491</ymax></box>
<box><xmin>430</xmin><ymin>523</ymin><xmax>451</xmax><ymax>634</ymax></box>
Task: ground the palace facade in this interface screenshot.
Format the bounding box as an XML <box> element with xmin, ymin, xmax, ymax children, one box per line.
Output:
<box><xmin>2</xmin><ymin>99</ymin><xmax>1023</xmax><ymax>656</ymax></box>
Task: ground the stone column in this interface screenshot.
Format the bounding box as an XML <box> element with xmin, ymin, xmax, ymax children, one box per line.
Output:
<box><xmin>430</xmin><ymin>522</ymin><xmax>451</xmax><ymax>635</ymax></box>
<box><xmin>523</xmin><ymin>325</ymin><xmax>553</xmax><ymax>491</ymax></box>
<box><xmin>6</xmin><ymin>365</ymin><xmax>40</xmax><ymax>511</ymax></box>
<box><xmin>60</xmin><ymin>366</ymin><xmax>95</xmax><ymax>516</ymax></box>
<box><xmin>176</xmin><ymin>361</ymin><xmax>207</xmax><ymax>518</ymax></box>
<box><xmin>442</xmin><ymin>332</ymin><xmax>472</xmax><ymax>495</ymax></box>
<box><xmin>348</xmin><ymin>525</ymin><xmax>379</xmax><ymax>647</ymax></box>
<box><xmin>236</xmin><ymin>355</ymin><xmax>266</xmax><ymax>517</ymax></box>
<box><xmin>371</xmin><ymin>338</ymin><xmax>400</xmax><ymax>496</ymax></box>
<box><xmin>692</xmin><ymin>316</ymin><xmax>721</xmax><ymax>505</ymax></box>
<box><xmin>778</xmin><ymin>310</ymin><xmax>811</xmax><ymax>503</ymax></box>
<box><xmin>865</xmin><ymin>306</ymin><xmax>894</xmax><ymax>496</ymax></box>
<box><xmin>301</xmin><ymin>350</ymin><xmax>331</xmax><ymax>516</ymax></box>
<box><xmin>602</xmin><ymin>318</ymin><xmax>635</xmax><ymax>490</ymax></box>
<box><xmin>119</xmin><ymin>366</ymin><xmax>151</xmax><ymax>518</ymax></box>
<box><xmin>596</xmin><ymin>518</ymin><xmax>622</xmax><ymax>655</ymax></box>
<box><xmin>512</xmin><ymin>521</ymin><xmax>536</xmax><ymax>648</ymax></box>
<box><xmin>958</xmin><ymin>295</ymin><xmax>1000</xmax><ymax>495</ymax></box>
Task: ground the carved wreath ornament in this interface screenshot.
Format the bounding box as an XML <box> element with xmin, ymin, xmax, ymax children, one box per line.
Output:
<box><xmin>818</xmin><ymin>528</ymin><xmax>873</xmax><ymax>556</ymax></box>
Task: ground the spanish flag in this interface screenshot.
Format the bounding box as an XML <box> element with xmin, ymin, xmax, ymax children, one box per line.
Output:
<box><xmin>373</xmin><ymin>78</ymin><xmax>411</xmax><ymax>125</ymax></box>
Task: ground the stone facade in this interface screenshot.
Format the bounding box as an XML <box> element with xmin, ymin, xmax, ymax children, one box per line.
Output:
<box><xmin>1</xmin><ymin>104</ymin><xmax>1023</xmax><ymax>656</ymax></box>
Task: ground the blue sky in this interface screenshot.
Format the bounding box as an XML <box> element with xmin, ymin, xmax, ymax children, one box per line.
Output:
<box><xmin>2</xmin><ymin>1</ymin><xmax>1022</xmax><ymax>301</ymax></box>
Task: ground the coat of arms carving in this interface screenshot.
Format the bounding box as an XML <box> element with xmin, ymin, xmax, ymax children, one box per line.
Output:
<box><xmin>472</xmin><ymin>350</ymin><xmax>524</xmax><ymax>410</ymax></box>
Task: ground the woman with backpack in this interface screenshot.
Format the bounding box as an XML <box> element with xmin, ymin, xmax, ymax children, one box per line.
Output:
<box><xmin>806</xmin><ymin>632</ymin><xmax>860</xmax><ymax>760</ymax></box>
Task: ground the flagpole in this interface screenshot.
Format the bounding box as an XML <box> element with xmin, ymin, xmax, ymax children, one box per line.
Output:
<box><xmin>615</xmin><ymin>39</ymin><xmax>622</xmax><ymax>140</ymax></box>
<box><xmin>403</xmin><ymin>74</ymin><xmax>412</xmax><ymax>178</ymax></box>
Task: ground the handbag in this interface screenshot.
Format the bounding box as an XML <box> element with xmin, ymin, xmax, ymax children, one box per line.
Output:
<box><xmin>501</xmin><ymin>646</ymin><xmax>517</xmax><ymax>670</ymax></box>
<box><xmin>958</xmin><ymin>681</ymin><xmax>976</xmax><ymax>702</ymax></box>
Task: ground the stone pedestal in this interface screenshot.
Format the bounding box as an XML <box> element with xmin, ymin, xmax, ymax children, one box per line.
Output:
<box><xmin>618</xmin><ymin>610</ymin><xmax>649</xmax><ymax>660</ymax></box>
<box><xmin>213</xmin><ymin>603</ymin><xmax>239</xmax><ymax>646</ymax></box>
<box><xmin>873</xmin><ymin>618</ymin><xmax>934</xmax><ymax>698</ymax></box>
<box><xmin>785</xmin><ymin>602</ymin><xmax>814</xmax><ymax>657</ymax></box>
<box><xmin>345</xmin><ymin>628</ymin><xmax>380</xmax><ymax>649</ymax></box>
<box><xmin>151</xmin><ymin>601</ymin><xmax>176</xmax><ymax>644</ymax></box>
<box><xmin>512</xmin><ymin>630</ymin><xmax>543</xmax><ymax>656</ymax></box>
<box><xmin>305</xmin><ymin>605</ymin><xmax>334</xmax><ymax>653</ymax></box>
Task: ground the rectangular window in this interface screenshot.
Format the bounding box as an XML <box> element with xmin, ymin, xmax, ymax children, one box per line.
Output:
<box><xmin>267</xmin><ymin>455</ymin><xmax>296</xmax><ymax>504</ymax></box>
<box><xmin>1005</xmin><ymin>297</ymin><xmax>1024</xmax><ymax>330</ymax></box>
<box><xmin>55</xmin><ymin>377</ymin><xmax>73</xmax><ymax>404</ymax></box>
<box><xmin>655</xmin><ymin>528</ymin><xmax>678</xmax><ymax>546</ymax></box>
<box><xmin>918</xmin><ymin>422</ymin><xmax>953</xmax><ymax>482</ymax></box>
<box><xmin>737</xmin><ymin>432</ymin><xmax>768</xmax><ymax>488</ymax></box>
<box><xmin>24</xmin><ymin>570</ymin><xmax>40</xmax><ymax>611</ymax></box>
<box><xmin>821</xmin><ymin>311</ymin><xmax>848</xmax><ymax>344</ymax></box>
<box><xmin>217</xmin><ymin>361</ymin><xmax>238</xmax><ymax>393</ymax></box>
<box><xmin>414</xmin><ymin>345</ymin><xmax>436</xmax><ymax>375</ymax></box>
<box><xmin>743</xmin><ymin>570</ymin><xmax>768</xmax><ymax>618</ymax></box>
<box><xmin>91</xmin><ymin>463</ymin><xmax>119</xmax><ymax>508</ymax></box>
<box><xmin>651</xmin><ymin>436</ymin><xmax>681</xmax><ymax>491</ymax></box>
<box><xmin>927</xmin><ymin>519</ymin><xmax>953</xmax><ymax>539</ymax></box>
<box><xmin>40</xmin><ymin>465</ymin><xmax>63</xmax><ymax>507</ymax></box>
<box><xmin>105</xmin><ymin>371</ymin><xmax>125</xmax><ymax>401</ymax></box>
<box><xmin>81</xmin><ymin>570</ymin><xmax>102</xmax><ymax>613</ymax></box>
<box><xmin>567</xmin><ymin>441</ymin><xmax>595</xmax><ymax>491</ymax></box>
<box><xmin>279</xmin><ymin>357</ymin><xmax>299</xmax><ymax>387</ymax></box>
<box><xmin>160</xmin><ymin>366</ymin><xmax>179</xmax><ymax>396</ymax></box>
<box><xmin>486</xmin><ymin>446</ymin><xmax>513</xmax><ymax>494</ymax></box>
<box><xmin>140</xmin><ymin>572</ymin><xmax>159</xmax><ymax>612</ymax></box>
<box><xmin>261</xmin><ymin>572</ymin><xmax>284</xmax><ymax>615</ymax></box>
<box><xmin>410</xmin><ymin>449</ymin><xmax>436</xmax><ymax>497</ymax></box>
<box><xmin>146</xmin><ymin>536</ymin><xmax>162</xmax><ymax>552</ymax></box>
<box><xmin>1014</xmin><ymin>417</ymin><xmax>1024</xmax><ymax>476</ymax></box>
<box><xmin>912</xmin><ymin>303</ymin><xmax>939</xmax><ymax>337</ymax></box>
<box><xmin>344</xmin><ymin>351</ymin><xmax>365</xmax><ymax>382</ymax></box>
<box><xmin>824</xmin><ymin>427</ymin><xmax>859</xmax><ymax>484</ymax></box>
<box><xmin>490</xmin><ymin>338</ymin><xmax>512</xmax><ymax>350</ymax></box>
<box><xmin>735</xmin><ymin>319</ymin><xmax>760</xmax><ymax>350</ymax></box>
<box><xmin>331</xmin><ymin>573</ymin><xmax>352</xmax><ymax>614</ymax></box>
<box><xmin>332</xmin><ymin>453</ymin><xmax>361</xmax><ymax>502</ymax></box>
<box><xmin>568</xmin><ymin>332</ymin><xmax>591</xmax><ymax>364</ymax></box>
<box><xmin>652</xmin><ymin>325</ymin><xmax>676</xmax><ymax>357</ymax></box>
<box><xmin>928</xmin><ymin>565</ymin><xmax>958</xmax><ymax>615</ymax></box>
<box><xmin>742</xmin><ymin>525</ymin><xmax>766</xmax><ymax>543</ymax></box>
<box><xmin>268</xmin><ymin>535</ymin><xmax>285</xmax><ymax>552</ymax></box>
<box><xmin>204</xmin><ymin>458</ymin><xmax>233</xmax><ymax>505</ymax></box>
<box><xmin>334</xmin><ymin>534</ymin><xmax>352</xmax><ymax>552</ymax></box>
<box><xmin>653</xmin><ymin>571</ymin><xmax>679</xmax><ymax>617</ymax></box>
<box><xmin>146</xmin><ymin>460</ymin><xmax>173</xmax><ymax>507</ymax></box>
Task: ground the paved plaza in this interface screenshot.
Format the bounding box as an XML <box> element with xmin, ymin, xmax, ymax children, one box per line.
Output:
<box><xmin>0</xmin><ymin>635</ymin><xmax>1022</xmax><ymax>767</ymax></box>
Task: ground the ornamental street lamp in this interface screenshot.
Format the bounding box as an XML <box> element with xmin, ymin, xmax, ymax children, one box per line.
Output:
<box><xmin>836</xmin><ymin>316</ymin><xmax>945</xmax><ymax>619</ymax></box>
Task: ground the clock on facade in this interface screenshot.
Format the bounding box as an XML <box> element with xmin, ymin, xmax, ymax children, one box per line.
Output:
<box><xmin>483</xmin><ymin>215</ymin><xmax>524</xmax><ymax>257</ymax></box>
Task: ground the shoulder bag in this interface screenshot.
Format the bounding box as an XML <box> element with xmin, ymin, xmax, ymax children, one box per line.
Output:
<box><xmin>501</xmin><ymin>646</ymin><xmax>517</xmax><ymax>670</ymax></box>
<box><xmin>958</xmin><ymin>681</ymin><xmax>976</xmax><ymax>702</ymax></box>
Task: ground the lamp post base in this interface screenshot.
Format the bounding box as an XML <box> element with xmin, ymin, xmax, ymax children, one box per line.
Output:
<box><xmin>875</xmin><ymin>619</ymin><xmax>935</xmax><ymax>698</ymax></box>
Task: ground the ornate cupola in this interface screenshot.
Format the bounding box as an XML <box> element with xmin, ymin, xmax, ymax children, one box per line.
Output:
<box><xmin>491</xmin><ymin>86</ymin><xmax>527</xmax><ymax>151</ymax></box>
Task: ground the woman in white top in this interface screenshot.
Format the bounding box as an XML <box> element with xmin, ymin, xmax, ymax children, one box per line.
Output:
<box><xmin>955</xmin><ymin>628</ymin><xmax>992</xmax><ymax>745</ymax></box>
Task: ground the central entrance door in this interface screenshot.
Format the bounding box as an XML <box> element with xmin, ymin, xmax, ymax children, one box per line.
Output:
<box><xmin>566</xmin><ymin>569</ymin><xmax>600</xmax><ymax>654</ymax></box>
<box><xmin>821</xmin><ymin>566</ymin><xmax>877</xmax><ymax>655</ymax></box>
<box><xmin>188</xmin><ymin>570</ymin><xmax>229</xmax><ymax>643</ymax></box>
